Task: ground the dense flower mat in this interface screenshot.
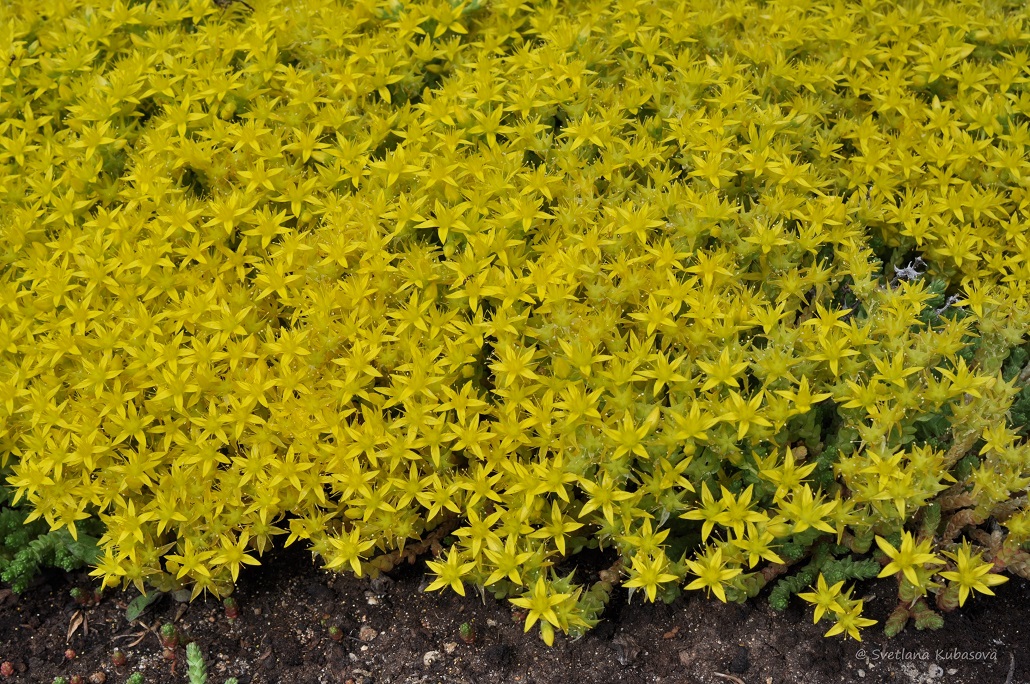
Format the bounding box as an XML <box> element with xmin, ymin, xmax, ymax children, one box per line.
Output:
<box><xmin>1</xmin><ymin>0</ymin><xmax>1030</xmax><ymax>643</ymax></box>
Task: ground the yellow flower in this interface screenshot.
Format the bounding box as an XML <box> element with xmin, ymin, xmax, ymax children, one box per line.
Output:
<box><xmin>797</xmin><ymin>573</ymin><xmax>845</xmax><ymax>624</ymax></box>
<box><xmin>623</xmin><ymin>551</ymin><xmax>679</xmax><ymax>602</ymax></box>
<box><xmin>602</xmin><ymin>406</ymin><xmax>661</xmax><ymax>460</ymax></box>
<box><xmin>719</xmin><ymin>389</ymin><xmax>772</xmax><ymax>441</ymax></box>
<box><xmin>714</xmin><ymin>484</ymin><xmax>766</xmax><ymax>538</ymax></box>
<box><xmin>89</xmin><ymin>547</ymin><xmax>129</xmax><ymax>591</ymax></box>
<box><xmin>774</xmin><ymin>376</ymin><xmax>832</xmax><ymax>414</ymax></box>
<box><xmin>680</xmin><ymin>481</ymin><xmax>725</xmax><ymax>542</ymax></box>
<box><xmin>939</xmin><ymin>542</ymin><xmax>1008</xmax><ymax>607</ymax></box>
<box><xmin>578</xmin><ymin>472</ymin><xmax>636</xmax><ymax>526</ymax></box>
<box><xmin>323</xmin><ymin>526</ymin><xmax>376</xmax><ymax>577</ymax></box>
<box><xmin>684</xmin><ymin>545</ymin><xmax>741</xmax><ymax>603</ymax></box>
<box><xmin>758</xmin><ymin>446</ymin><xmax>818</xmax><ymax>502</ymax></box>
<box><xmin>876</xmin><ymin>533</ymin><xmax>944</xmax><ymax>587</ymax></box>
<box><xmin>484</xmin><ymin>535</ymin><xmax>533</xmax><ymax>587</ymax></box>
<box><xmin>730</xmin><ymin>522</ymin><xmax>785</xmax><ymax>569</ymax></box>
<box><xmin>823</xmin><ymin>600</ymin><xmax>876</xmax><ymax>641</ymax></box>
<box><xmin>211</xmin><ymin>530</ymin><xmax>262</xmax><ymax>584</ymax></box>
<box><xmin>510</xmin><ymin>576</ymin><xmax>571</xmax><ymax>636</ymax></box>
<box><xmin>165</xmin><ymin>537</ymin><xmax>216</xmax><ymax>581</ymax></box>
<box><xmin>778</xmin><ymin>485</ymin><xmax>837</xmax><ymax>535</ymax></box>
<box><xmin>425</xmin><ymin>546</ymin><xmax>476</xmax><ymax>597</ymax></box>
<box><xmin>528</xmin><ymin>500</ymin><xmax>583</xmax><ymax>556</ymax></box>
<box><xmin>697</xmin><ymin>347</ymin><xmax>750</xmax><ymax>392</ymax></box>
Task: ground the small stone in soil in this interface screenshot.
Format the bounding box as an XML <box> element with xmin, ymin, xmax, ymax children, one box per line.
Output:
<box><xmin>678</xmin><ymin>650</ymin><xmax>694</xmax><ymax>667</ymax></box>
<box><xmin>370</xmin><ymin>576</ymin><xmax>393</xmax><ymax>595</ymax></box>
<box><xmin>612</xmin><ymin>634</ymin><xmax>641</xmax><ymax>665</ymax></box>
<box><xmin>444</xmin><ymin>641</ymin><xmax>457</xmax><ymax>655</ymax></box>
<box><xmin>358</xmin><ymin>625</ymin><xmax>377</xmax><ymax>641</ymax></box>
<box><xmin>423</xmin><ymin>650</ymin><xmax>442</xmax><ymax>667</ymax></box>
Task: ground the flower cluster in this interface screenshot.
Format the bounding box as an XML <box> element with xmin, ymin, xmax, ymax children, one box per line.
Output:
<box><xmin>0</xmin><ymin>0</ymin><xmax>1028</xmax><ymax>644</ymax></box>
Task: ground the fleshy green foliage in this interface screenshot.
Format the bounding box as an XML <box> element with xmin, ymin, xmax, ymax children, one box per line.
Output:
<box><xmin>568</xmin><ymin>577</ymin><xmax>613</xmax><ymax>639</ymax></box>
<box><xmin>819</xmin><ymin>556</ymin><xmax>880</xmax><ymax>587</ymax></box>
<box><xmin>884</xmin><ymin>606</ymin><xmax>910</xmax><ymax>638</ymax></box>
<box><xmin>185</xmin><ymin>643</ymin><xmax>206</xmax><ymax>684</ymax></box>
<box><xmin>0</xmin><ymin>476</ymin><xmax>102</xmax><ymax>593</ymax></box>
<box><xmin>184</xmin><ymin>642</ymin><xmax>237</xmax><ymax>684</ymax></box>
<box><xmin>1</xmin><ymin>0</ymin><xmax>1029</xmax><ymax>646</ymax></box>
<box><xmin>911</xmin><ymin>598</ymin><xmax>945</xmax><ymax>631</ymax></box>
<box><xmin>125</xmin><ymin>674</ymin><xmax>143</xmax><ymax>684</ymax></box>
<box><xmin>769</xmin><ymin>569</ymin><xmax>817</xmax><ymax>612</ymax></box>
<box><xmin>1002</xmin><ymin>342</ymin><xmax>1030</xmax><ymax>437</ymax></box>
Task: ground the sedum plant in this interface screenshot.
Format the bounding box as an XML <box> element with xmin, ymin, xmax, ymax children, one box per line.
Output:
<box><xmin>0</xmin><ymin>0</ymin><xmax>1029</xmax><ymax>646</ymax></box>
<box><xmin>185</xmin><ymin>643</ymin><xmax>237</xmax><ymax>684</ymax></box>
<box><xmin>0</xmin><ymin>464</ymin><xmax>102</xmax><ymax>593</ymax></box>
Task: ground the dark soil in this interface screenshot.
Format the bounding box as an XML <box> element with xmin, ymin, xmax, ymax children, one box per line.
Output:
<box><xmin>1</xmin><ymin>543</ymin><xmax>1027</xmax><ymax>684</ymax></box>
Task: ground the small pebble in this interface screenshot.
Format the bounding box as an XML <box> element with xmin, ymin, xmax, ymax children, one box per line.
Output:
<box><xmin>857</xmin><ymin>669</ymin><xmax>865</xmax><ymax>678</ymax></box>
<box><xmin>359</xmin><ymin>626</ymin><xmax>377</xmax><ymax>642</ymax></box>
<box><xmin>444</xmin><ymin>642</ymin><xmax>457</xmax><ymax>655</ymax></box>
<box><xmin>486</xmin><ymin>619</ymin><xmax>498</xmax><ymax>628</ymax></box>
<box><xmin>253</xmin><ymin>607</ymin><xmax>261</xmax><ymax>616</ymax></box>
<box><xmin>423</xmin><ymin>650</ymin><xmax>442</xmax><ymax>667</ymax></box>
<box><xmin>208</xmin><ymin>616</ymin><xmax>216</xmax><ymax>623</ymax></box>
<box><xmin>612</xmin><ymin>634</ymin><xmax>640</xmax><ymax>665</ymax></box>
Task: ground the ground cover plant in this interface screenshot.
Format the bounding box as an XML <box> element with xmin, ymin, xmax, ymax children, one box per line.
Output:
<box><xmin>0</xmin><ymin>463</ymin><xmax>103</xmax><ymax>594</ymax></box>
<box><xmin>0</xmin><ymin>0</ymin><xmax>1029</xmax><ymax>650</ymax></box>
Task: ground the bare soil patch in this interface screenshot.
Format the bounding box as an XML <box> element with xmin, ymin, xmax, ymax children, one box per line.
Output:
<box><xmin>1</xmin><ymin>543</ymin><xmax>1027</xmax><ymax>683</ymax></box>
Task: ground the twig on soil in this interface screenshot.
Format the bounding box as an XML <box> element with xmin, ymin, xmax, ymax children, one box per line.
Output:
<box><xmin>112</xmin><ymin>620</ymin><xmax>162</xmax><ymax>649</ymax></box>
<box><xmin>713</xmin><ymin>673</ymin><xmax>746</xmax><ymax>684</ymax></box>
<box><xmin>112</xmin><ymin>631</ymin><xmax>150</xmax><ymax>648</ymax></box>
<box><xmin>368</xmin><ymin>513</ymin><xmax>460</xmax><ymax>573</ymax></box>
